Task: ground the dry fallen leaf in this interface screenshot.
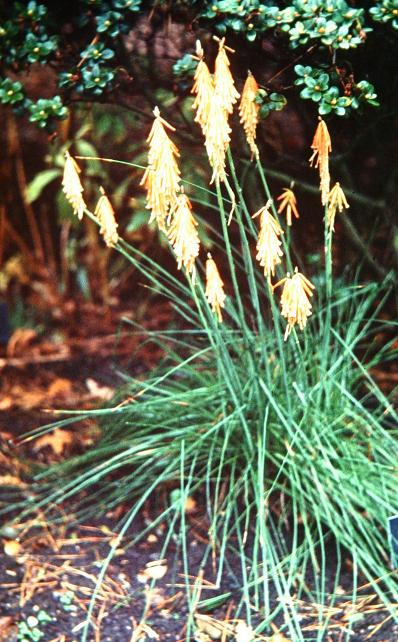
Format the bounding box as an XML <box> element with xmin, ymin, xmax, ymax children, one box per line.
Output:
<box><xmin>47</xmin><ymin>377</ymin><xmax>73</xmax><ymax>399</ymax></box>
<box><xmin>86</xmin><ymin>378</ymin><xmax>114</xmax><ymax>401</ymax></box>
<box><xmin>137</xmin><ymin>560</ymin><xmax>168</xmax><ymax>583</ymax></box>
<box><xmin>235</xmin><ymin>621</ymin><xmax>255</xmax><ymax>642</ymax></box>
<box><xmin>7</xmin><ymin>328</ymin><xmax>37</xmax><ymax>357</ymax></box>
<box><xmin>3</xmin><ymin>539</ymin><xmax>22</xmax><ymax>556</ymax></box>
<box><xmin>33</xmin><ymin>429</ymin><xmax>73</xmax><ymax>456</ymax></box>
<box><xmin>0</xmin><ymin>475</ymin><xmax>26</xmax><ymax>487</ymax></box>
<box><xmin>0</xmin><ymin>615</ymin><xmax>17</xmax><ymax>642</ymax></box>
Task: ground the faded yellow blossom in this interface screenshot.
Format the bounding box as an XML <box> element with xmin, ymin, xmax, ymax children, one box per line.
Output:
<box><xmin>205</xmin><ymin>92</ymin><xmax>232</xmax><ymax>183</ymax></box>
<box><xmin>167</xmin><ymin>192</ymin><xmax>200</xmax><ymax>275</ymax></box>
<box><xmin>277</xmin><ymin>187</ymin><xmax>300</xmax><ymax>226</ymax></box>
<box><xmin>275</xmin><ymin>268</ymin><xmax>315</xmax><ymax>340</ymax></box>
<box><xmin>327</xmin><ymin>181</ymin><xmax>349</xmax><ymax>231</ymax></box>
<box><xmin>214</xmin><ymin>38</ymin><xmax>240</xmax><ymax>114</ymax></box>
<box><xmin>140</xmin><ymin>106</ymin><xmax>181</xmax><ymax>230</ymax></box>
<box><xmin>239</xmin><ymin>71</ymin><xmax>260</xmax><ymax>158</ymax></box>
<box><xmin>94</xmin><ymin>187</ymin><xmax>119</xmax><ymax>247</ymax></box>
<box><xmin>192</xmin><ymin>41</ymin><xmax>215</xmax><ymax>135</ymax></box>
<box><xmin>205</xmin><ymin>253</ymin><xmax>226</xmax><ymax>322</ymax></box>
<box><xmin>253</xmin><ymin>201</ymin><xmax>284</xmax><ymax>278</ymax></box>
<box><xmin>62</xmin><ymin>151</ymin><xmax>86</xmax><ymax>220</ymax></box>
<box><xmin>309</xmin><ymin>118</ymin><xmax>332</xmax><ymax>206</ymax></box>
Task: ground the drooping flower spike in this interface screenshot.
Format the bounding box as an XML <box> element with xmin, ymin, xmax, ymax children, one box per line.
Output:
<box><xmin>94</xmin><ymin>187</ymin><xmax>119</xmax><ymax>247</ymax></box>
<box><xmin>327</xmin><ymin>181</ymin><xmax>349</xmax><ymax>231</ymax></box>
<box><xmin>274</xmin><ymin>268</ymin><xmax>315</xmax><ymax>340</ymax></box>
<box><xmin>140</xmin><ymin>106</ymin><xmax>181</xmax><ymax>230</ymax></box>
<box><xmin>191</xmin><ymin>40</ymin><xmax>215</xmax><ymax>136</ymax></box>
<box><xmin>309</xmin><ymin>118</ymin><xmax>332</xmax><ymax>206</ymax></box>
<box><xmin>62</xmin><ymin>151</ymin><xmax>86</xmax><ymax>220</ymax></box>
<box><xmin>253</xmin><ymin>200</ymin><xmax>284</xmax><ymax>278</ymax></box>
<box><xmin>205</xmin><ymin>253</ymin><xmax>226</xmax><ymax>322</ymax></box>
<box><xmin>167</xmin><ymin>190</ymin><xmax>200</xmax><ymax>276</ymax></box>
<box><xmin>277</xmin><ymin>187</ymin><xmax>300</xmax><ymax>226</ymax></box>
<box><xmin>239</xmin><ymin>71</ymin><xmax>260</xmax><ymax>159</ymax></box>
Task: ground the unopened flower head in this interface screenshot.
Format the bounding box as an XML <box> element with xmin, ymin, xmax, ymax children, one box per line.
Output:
<box><xmin>94</xmin><ymin>187</ymin><xmax>119</xmax><ymax>247</ymax></box>
<box><xmin>62</xmin><ymin>151</ymin><xmax>86</xmax><ymax>220</ymax></box>
<box><xmin>277</xmin><ymin>187</ymin><xmax>300</xmax><ymax>226</ymax></box>
<box><xmin>167</xmin><ymin>192</ymin><xmax>200</xmax><ymax>276</ymax></box>
<box><xmin>239</xmin><ymin>71</ymin><xmax>260</xmax><ymax>158</ymax></box>
<box><xmin>205</xmin><ymin>253</ymin><xmax>226</xmax><ymax>322</ymax></box>
<box><xmin>140</xmin><ymin>106</ymin><xmax>181</xmax><ymax>230</ymax></box>
<box><xmin>309</xmin><ymin>118</ymin><xmax>332</xmax><ymax>206</ymax></box>
<box><xmin>327</xmin><ymin>181</ymin><xmax>349</xmax><ymax>231</ymax></box>
<box><xmin>277</xmin><ymin>268</ymin><xmax>315</xmax><ymax>340</ymax></box>
<box><xmin>253</xmin><ymin>201</ymin><xmax>284</xmax><ymax>278</ymax></box>
<box><xmin>214</xmin><ymin>38</ymin><xmax>240</xmax><ymax>114</ymax></box>
<box><xmin>192</xmin><ymin>41</ymin><xmax>215</xmax><ymax>135</ymax></box>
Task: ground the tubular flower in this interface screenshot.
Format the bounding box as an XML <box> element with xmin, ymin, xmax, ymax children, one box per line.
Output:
<box><xmin>94</xmin><ymin>187</ymin><xmax>119</xmax><ymax>247</ymax></box>
<box><xmin>239</xmin><ymin>71</ymin><xmax>260</xmax><ymax>158</ymax></box>
<box><xmin>309</xmin><ymin>118</ymin><xmax>332</xmax><ymax>206</ymax></box>
<box><xmin>205</xmin><ymin>92</ymin><xmax>232</xmax><ymax>184</ymax></box>
<box><xmin>276</xmin><ymin>268</ymin><xmax>315</xmax><ymax>340</ymax></box>
<box><xmin>140</xmin><ymin>106</ymin><xmax>181</xmax><ymax>230</ymax></box>
<box><xmin>214</xmin><ymin>38</ymin><xmax>240</xmax><ymax>115</ymax></box>
<box><xmin>192</xmin><ymin>41</ymin><xmax>215</xmax><ymax>135</ymax></box>
<box><xmin>277</xmin><ymin>187</ymin><xmax>300</xmax><ymax>226</ymax></box>
<box><xmin>167</xmin><ymin>192</ymin><xmax>200</xmax><ymax>276</ymax></box>
<box><xmin>62</xmin><ymin>151</ymin><xmax>86</xmax><ymax>220</ymax></box>
<box><xmin>253</xmin><ymin>202</ymin><xmax>284</xmax><ymax>278</ymax></box>
<box><xmin>205</xmin><ymin>253</ymin><xmax>226</xmax><ymax>322</ymax></box>
<box><xmin>327</xmin><ymin>181</ymin><xmax>349</xmax><ymax>231</ymax></box>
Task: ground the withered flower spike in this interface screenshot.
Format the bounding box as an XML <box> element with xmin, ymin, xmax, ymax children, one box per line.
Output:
<box><xmin>205</xmin><ymin>253</ymin><xmax>226</xmax><ymax>322</ymax></box>
<box><xmin>94</xmin><ymin>188</ymin><xmax>119</xmax><ymax>247</ymax></box>
<box><xmin>239</xmin><ymin>71</ymin><xmax>260</xmax><ymax>159</ymax></box>
<box><xmin>309</xmin><ymin>118</ymin><xmax>332</xmax><ymax>206</ymax></box>
<box><xmin>62</xmin><ymin>151</ymin><xmax>86</xmax><ymax>220</ymax></box>
<box><xmin>277</xmin><ymin>187</ymin><xmax>300</xmax><ymax>226</ymax></box>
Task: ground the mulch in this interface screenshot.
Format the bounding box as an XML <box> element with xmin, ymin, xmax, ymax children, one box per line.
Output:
<box><xmin>1</xmin><ymin>328</ymin><xmax>398</xmax><ymax>642</ymax></box>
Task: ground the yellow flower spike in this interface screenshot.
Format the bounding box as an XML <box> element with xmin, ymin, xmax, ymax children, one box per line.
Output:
<box><xmin>276</xmin><ymin>187</ymin><xmax>300</xmax><ymax>226</ymax></box>
<box><xmin>327</xmin><ymin>181</ymin><xmax>349</xmax><ymax>231</ymax></box>
<box><xmin>167</xmin><ymin>191</ymin><xmax>200</xmax><ymax>276</ymax></box>
<box><xmin>252</xmin><ymin>201</ymin><xmax>284</xmax><ymax>278</ymax></box>
<box><xmin>276</xmin><ymin>268</ymin><xmax>315</xmax><ymax>340</ymax></box>
<box><xmin>94</xmin><ymin>187</ymin><xmax>119</xmax><ymax>247</ymax></box>
<box><xmin>205</xmin><ymin>253</ymin><xmax>226</xmax><ymax>322</ymax></box>
<box><xmin>239</xmin><ymin>71</ymin><xmax>260</xmax><ymax>159</ymax></box>
<box><xmin>140</xmin><ymin>106</ymin><xmax>181</xmax><ymax>230</ymax></box>
<box><xmin>191</xmin><ymin>40</ymin><xmax>215</xmax><ymax>135</ymax></box>
<box><xmin>309</xmin><ymin>118</ymin><xmax>332</xmax><ymax>206</ymax></box>
<box><xmin>62</xmin><ymin>151</ymin><xmax>86</xmax><ymax>220</ymax></box>
<box><xmin>205</xmin><ymin>92</ymin><xmax>232</xmax><ymax>184</ymax></box>
<box><xmin>214</xmin><ymin>38</ymin><xmax>240</xmax><ymax>115</ymax></box>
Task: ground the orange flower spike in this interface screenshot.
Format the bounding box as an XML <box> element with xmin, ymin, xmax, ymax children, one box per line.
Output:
<box><xmin>253</xmin><ymin>201</ymin><xmax>284</xmax><ymax>278</ymax></box>
<box><xmin>205</xmin><ymin>92</ymin><xmax>232</xmax><ymax>184</ymax></box>
<box><xmin>239</xmin><ymin>71</ymin><xmax>260</xmax><ymax>159</ymax></box>
<box><xmin>278</xmin><ymin>268</ymin><xmax>315</xmax><ymax>340</ymax></box>
<box><xmin>309</xmin><ymin>118</ymin><xmax>332</xmax><ymax>206</ymax></box>
<box><xmin>167</xmin><ymin>192</ymin><xmax>200</xmax><ymax>276</ymax></box>
<box><xmin>62</xmin><ymin>151</ymin><xmax>86</xmax><ymax>220</ymax></box>
<box><xmin>277</xmin><ymin>187</ymin><xmax>300</xmax><ymax>226</ymax></box>
<box><xmin>327</xmin><ymin>181</ymin><xmax>349</xmax><ymax>231</ymax></box>
<box><xmin>191</xmin><ymin>40</ymin><xmax>215</xmax><ymax>135</ymax></box>
<box><xmin>94</xmin><ymin>187</ymin><xmax>119</xmax><ymax>247</ymax></box>
<box><xmin>205</xmin><ymin>253</ymin><xmax>226</xmax><ymax>322</ymax></box>
<box><xmin>214</xmin><ymin>38</ymin><xmax>240</xmax><ymax>115</ymax></box>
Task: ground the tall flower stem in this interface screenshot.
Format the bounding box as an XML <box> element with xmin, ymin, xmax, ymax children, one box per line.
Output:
<box><xmin>322</xmin><ymin>205</ymin><xmax>333</xmax><ymax>373</ymax></box>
